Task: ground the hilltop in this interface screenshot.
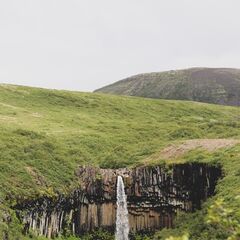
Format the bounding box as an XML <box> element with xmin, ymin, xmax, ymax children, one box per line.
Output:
<box><xmin>95</xmin><ymin>68</ymin><xmax>240</xmax><ymax>106</ymax></box>
<box><xmin>0</xmin><ymin>84</ymin><xmax>239</xmax><ymax>239</ymax></box>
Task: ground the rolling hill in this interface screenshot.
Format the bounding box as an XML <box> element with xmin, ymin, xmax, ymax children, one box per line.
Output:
<box><xmin>0</xmin><ymin>84</ymin><xmax>239</xmax><ymax>239</ymax></box>
<box><xmin>95</xmin><ymin>68</ymin><xmax>240</xmax><ymax>106</ymax></box>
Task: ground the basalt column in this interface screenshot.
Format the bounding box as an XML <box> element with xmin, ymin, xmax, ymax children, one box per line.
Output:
<box><xmin>15</xmin><ymin>163</ymin><xmax>221</xmax><ymax>237</ymax></box>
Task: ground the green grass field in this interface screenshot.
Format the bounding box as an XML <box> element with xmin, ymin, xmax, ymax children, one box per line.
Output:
<box><xmin>0</xmin><ymin>84</ymin><xmax>240</xmax><ymax>239</ymax></box>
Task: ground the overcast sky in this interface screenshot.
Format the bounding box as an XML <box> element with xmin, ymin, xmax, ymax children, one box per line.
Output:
<box><xmin>0</xmin><ymin>0</ymin><xmax>240</xmax><ymax>92</ymax></box>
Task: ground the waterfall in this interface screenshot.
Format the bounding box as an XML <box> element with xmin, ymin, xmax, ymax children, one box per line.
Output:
<box><xmin>115</xmin><ymin>176</ymin><xmax>129</xmax><ymax>240</ymax></box>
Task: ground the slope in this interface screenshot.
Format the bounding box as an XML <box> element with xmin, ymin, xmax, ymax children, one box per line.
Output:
<box><xmin>95</xmin><ymin>68</ymin><xmax>240</xmax><ymax>106</ymax></box>
<box><xmin>0</xmin><ymin>84</ymin><xmax>239</xmax><ymax>239</ymax></box>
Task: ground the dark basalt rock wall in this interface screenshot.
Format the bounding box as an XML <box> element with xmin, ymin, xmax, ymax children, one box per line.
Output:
<box><xmin>14</xmin><ymin>163</ymin><xmax>221</xmax><ymax>238</ymax></box>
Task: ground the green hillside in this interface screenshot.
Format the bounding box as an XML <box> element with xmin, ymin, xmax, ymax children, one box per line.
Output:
<box><xmin>95</xmin><ymin>68</ymin><xmax>240</xmax><ymax>106</ymax></box>
<box><xmin>0</xmin><ymin>84</ymin><xmax>240</xmax><ymax>239</ymax></box>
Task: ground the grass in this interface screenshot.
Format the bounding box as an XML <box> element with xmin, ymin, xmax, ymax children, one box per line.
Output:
<box><xmin>151</xmin><ymin>145</ymin><xmax>240</xmax><ymax>240</ymax></box>
<box><xmin>0</xmin><ymin>84</ymin><xmax>239</xmax><ymax>239</ymax></box>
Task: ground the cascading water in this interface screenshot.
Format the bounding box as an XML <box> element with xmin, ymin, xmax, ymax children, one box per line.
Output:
<box><xmin>115</xmin><ymin>176</ymin><xmax>130</xmax><ymax>240</ymax></box>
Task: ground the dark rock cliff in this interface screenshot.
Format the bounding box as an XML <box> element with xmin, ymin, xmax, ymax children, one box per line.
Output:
<box><xmin>14</xmin><ymin>163</ymin><xmax>221</xmax><ymax>238</ymax></box>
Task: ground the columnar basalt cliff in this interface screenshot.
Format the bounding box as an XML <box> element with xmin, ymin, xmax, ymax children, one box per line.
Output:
<box><xmin>14</xmin><ymin>163</ymin><xmax>221</xmax><ymax>238</ymax></box>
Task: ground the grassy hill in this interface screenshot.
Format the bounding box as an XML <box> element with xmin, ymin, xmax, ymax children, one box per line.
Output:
<box><xmin>95</xmin><ymin>68</ymin><xmax>240</xmax><ymax>106</ymax></box>
<box><xmin>0</xmin><ymin>84</ymin><xmax>240</xmax><ymax>239</ymax></box>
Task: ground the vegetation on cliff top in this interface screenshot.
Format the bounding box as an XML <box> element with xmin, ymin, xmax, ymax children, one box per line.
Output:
<box><xmin>0</xmin><ymin>84</ymin><xmax>239</xmax><ymax>239</ymax></box>
<box><xmin>95</xmin><ymin>68</ymin><xmax>240</xmax><ymax>106</ymax></box>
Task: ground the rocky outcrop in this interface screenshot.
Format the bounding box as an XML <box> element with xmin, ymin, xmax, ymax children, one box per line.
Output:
<box><xmin>14</xmin><ymin>163</ymin><xmax>221</xmax><ymax>238</ymax></box>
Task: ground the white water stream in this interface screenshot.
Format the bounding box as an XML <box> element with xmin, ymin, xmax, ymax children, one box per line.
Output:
<box><xmin>115</xmin><ymin>176</ymin><xmax>129</xmax><ymax>240</ymax></box>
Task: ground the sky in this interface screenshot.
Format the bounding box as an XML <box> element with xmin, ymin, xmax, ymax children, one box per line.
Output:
<box><xmin>0</xmin><ymin>0</ymin><xmax>240</xmax><ymax>92</ymax></box>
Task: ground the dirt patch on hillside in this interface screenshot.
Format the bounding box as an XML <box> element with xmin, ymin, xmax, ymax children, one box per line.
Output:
<box><xmin>160</xmin><ymin>139</ymin><xmax>240</xmax><ymax>159</ymax></box>
<box><xmin>0</xmin><ymin>102</ymin><xmax>22</xmax><ymax>110</ymax></box>
<box><xmin>31</xmin><ymin>112</ymin><xmax>43</xmax><ymax>118</ymax></box>
<box><xmin>0</xmin><ymin>115</ymin><xmax>16</xmax><ymax>122</ymax></box>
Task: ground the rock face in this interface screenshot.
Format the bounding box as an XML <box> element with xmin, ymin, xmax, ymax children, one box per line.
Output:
<box><xmin>14</xmin><ymin>163</ymin><xmax>221</xmax><ymax>238</ymax></box>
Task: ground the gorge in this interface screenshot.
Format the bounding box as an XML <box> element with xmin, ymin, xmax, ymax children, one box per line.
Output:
<box><xmin>14</xmin><ymin>163</ymin><xmax>221</xmax><ymax>238</ymax></box>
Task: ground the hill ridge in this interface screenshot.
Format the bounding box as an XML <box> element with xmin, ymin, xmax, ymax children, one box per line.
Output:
<box><xmin>95</xmin><ymin>67</ymin><xmax>240</xmax><ymax>106</ymax></box>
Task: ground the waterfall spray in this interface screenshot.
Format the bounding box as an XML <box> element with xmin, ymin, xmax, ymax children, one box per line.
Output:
<box><xmin>115</xmin><ymin>176</ymin><xmax>129</xmax><ymax>240</ymax></box>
